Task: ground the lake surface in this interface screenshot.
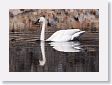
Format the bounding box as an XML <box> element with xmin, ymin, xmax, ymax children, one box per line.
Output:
<box><xmin>9</xmin><ymin>32</ymin><xmax>99</xmax><ymax>72</ymax></box>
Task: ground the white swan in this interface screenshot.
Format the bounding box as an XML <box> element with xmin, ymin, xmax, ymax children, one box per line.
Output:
<box><xmin>37</xmin><ymin>17</ymin><xmax>85</xmax><ymax>41</ymax></box>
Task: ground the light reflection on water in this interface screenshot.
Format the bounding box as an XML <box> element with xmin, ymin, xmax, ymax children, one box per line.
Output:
<box><xmin>9</xmin><ymin>40</ymin><xmax>99</xmax><ymax>72</ymax></box>
<box><xmin>49</xmin><ymin>41</ymin><xmax>83</xmax><ymax>52</ymax></box>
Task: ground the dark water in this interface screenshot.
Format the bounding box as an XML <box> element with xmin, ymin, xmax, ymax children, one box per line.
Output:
<box><xmin>9</xmin><ymin>33</ymin><xmax>99</xmax><ymax>72</ymax></box>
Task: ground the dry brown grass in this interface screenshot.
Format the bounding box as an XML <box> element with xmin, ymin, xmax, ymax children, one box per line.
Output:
<box><xmin>9</xmin><ymin>9</ymin><xmax>99</xmax><ymax>32</ymax></box>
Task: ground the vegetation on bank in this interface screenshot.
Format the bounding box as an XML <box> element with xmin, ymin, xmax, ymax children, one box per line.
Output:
<box><xmin>9</xmin><ymin>9</ymin><xmax>99</xmax><ymax>32</ymax></box>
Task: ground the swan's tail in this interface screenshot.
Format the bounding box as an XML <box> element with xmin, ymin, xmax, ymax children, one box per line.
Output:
<box><xmin>78</xmin><ymin>31</ymin><xmax>85</xmax><ymax>36</ymax></box>
<box><xmin>71</xmin><ymin>31</ymin><xmax>85</xmax><ymax>40</ymax></box>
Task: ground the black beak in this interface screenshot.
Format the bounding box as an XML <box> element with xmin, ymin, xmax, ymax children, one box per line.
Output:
<box><xmin>34</xmin><ymin>19</ymin><xmax>40</xmax><ymax>25</ymax></box>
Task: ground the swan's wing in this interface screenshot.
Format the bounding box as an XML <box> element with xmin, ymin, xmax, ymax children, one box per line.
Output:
<box><xmin>64</xmin><ymin>29</ymin><xmax>80</xmax><ymax>35</ymax></box>
<box><xmin>46</xmin><ymin>29</ymin><xmax>80</xmax><ymax>41</ymax></box>
<box><xmin>46</xmin><ymin>30</ymin><xmax>65</xmax><ymax>41</ymax></box>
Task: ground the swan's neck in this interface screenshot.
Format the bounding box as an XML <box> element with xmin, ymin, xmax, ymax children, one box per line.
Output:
<box><xmin>40</xmin><ymin>21</ymin><xmax>45</xmax><ymax>41</ymax></box>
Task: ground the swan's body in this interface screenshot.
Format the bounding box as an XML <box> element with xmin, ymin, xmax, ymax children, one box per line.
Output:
<box><xmin>46</xmin><ymin>29</ymin><xmax>85</xmax><ymax>41</ymax></box>
<box><xmin>38</xmin><ymin>17</ymin><xmax>85</xmax><ymax>41</ymax></box>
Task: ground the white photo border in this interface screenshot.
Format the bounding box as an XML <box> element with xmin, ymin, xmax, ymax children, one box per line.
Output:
<box><xmin>0</xmin><ymin>0</ymin><xmax>108</xmax><ymax>81</ymax></box>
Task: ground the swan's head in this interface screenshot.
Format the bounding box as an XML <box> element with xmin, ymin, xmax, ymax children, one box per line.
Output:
<box><xmin>38</xmin><ymin>17</ymin><xmax>46</xmax><ymax>23</ymax></box>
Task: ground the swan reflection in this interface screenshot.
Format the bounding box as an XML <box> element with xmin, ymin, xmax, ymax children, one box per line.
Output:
<box><xmin>39</xmin><ymin>41</ymin><xmax>82</xmax><ymax>67</ymax></box>
<box><xmin>49</xmin><ymin>41</ymin><xmax>83</xmax><ymax>52</ymax></box>
<box><xmin>39</xmin><ymin>41</ymin><xmax>46</xmax><ymax>66</ymax></box>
